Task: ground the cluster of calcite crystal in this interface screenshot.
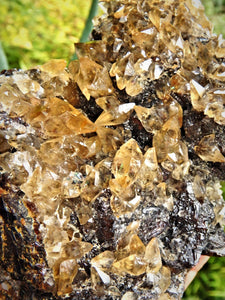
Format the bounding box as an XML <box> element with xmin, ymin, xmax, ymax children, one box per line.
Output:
<box><xmin>1</xmin><ymin>0</ymin><xmax>225</xmax><ymax>299</ymax></box>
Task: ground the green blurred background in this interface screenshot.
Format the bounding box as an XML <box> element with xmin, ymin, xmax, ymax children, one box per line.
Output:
<box><xmin>0</xmin><ymin>0</ymin><xmax>225</xmax><ymax>299</ymax></box>
<box><xmin>0</xmin><ymin>0</ymin><xmax>92</xmax><ymax>69</ymax></box>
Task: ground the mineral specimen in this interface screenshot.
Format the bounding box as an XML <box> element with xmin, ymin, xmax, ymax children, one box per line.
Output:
<box><xmin>1</xmin><ymin>0</ymin><xmax>225</xmax><ymax>299</ymax></box>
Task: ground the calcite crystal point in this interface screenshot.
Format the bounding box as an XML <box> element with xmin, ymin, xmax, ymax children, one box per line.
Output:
<box><xmin>1</xmin><ymin>0</ymin><xmax>225</xmax><ymax>299</ymax></box>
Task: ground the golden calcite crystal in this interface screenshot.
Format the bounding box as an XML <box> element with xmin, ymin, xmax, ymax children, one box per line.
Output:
<box><xmin>71</xmin><ymin>57</ymin><xmax>114</xmax><ymax>100</ymax></box>
<box><xmin>137</xmin><ymin>147</ymin><xmax>162</xmax><ymax>190</ymax></box>
<box><xmin>194</xmin><ymin>134</ymin><xmax>225</xmax><ymax>163</ymax></box>
<box><xmin>112</xmin><ymin>230</ymin><xmax>163</xmax><ymax>277</ymax></box>
<box><xmin>1</xmin><ymin>0</ymin><xmax>225</xmax><ymax>299</ymax></box>
<box><xmin>145</xmin><ymin>237</ymin><xmax>162</xmax><ymax>274</ymax></box>
<box><xmin>113</xmin><ymin>233</ymin><xmax>146</xmax><ymax>276</ymax></box>
<box><xmin>111</xmin><ymin>139</ymin><xmax>143</xmax><ymax>189</ymax></box>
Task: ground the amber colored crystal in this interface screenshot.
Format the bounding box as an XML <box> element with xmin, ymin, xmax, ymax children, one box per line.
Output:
<box><xmin>75</xmin><ymin>41</ymin><xmax>109</xmax><ymax>66</ymax></box>
<box><xmin>109</xmin><ymin>139</ymin><xmax>144</xmax><ymax>216</ymax></box>
<box><xmin>114</xmin><ymin>224</ymin><xmax>144</xmax><ymax>253</ymax></box>
<box><xmin>96</xmin><ymin>126</ymin><xmax>123</xmax><ymax>154</ymax></box>
<box><xmin>121</xmin><ymin>291</ymin><xmax>138</xmax><ymax>300</ymax></box>
<box><xmin>158</xmin><ymin>294</ymin><xmax>176</xmax><ymax>300</ymax></box>
<box><xmin>111</xmin><ymin>139</ymin><xmax>143</xmax><ymax>187</ymax></box>
<box><xmin>204</xmin><ymin>90</ymin><xmax>225</xmax><ymax>125</ymax></box>
<box><xmin>112</xmin><ymin>233</ymin><xmax>146</xmax><ymax>276</ymax></box>
<box><xmin>153</xmin><ymin>116</ymin><xmax>181</xmax><ymax>163</ymax></box>
<box><xmin>137</xmin><ymin>147</ymin><xmax>162</xmax><ymax>190</ymax></box>
<box><xmin>95</xmin><ymin>102</ymin><xmax>135</xmax><ymax>126</ymax></box>
<box><xmin>91</xmin><ymin>251</ymin><xmax>114</xmax><ymax>291</ymax></box>
<box><xmin>110</xmin><ymin>193</ymin><xmax>141</xmax><ymax>217</ymax></box>
<box><xmin>194</xmin><ymin>134</ymin><xmax>225</xmax><ymax>163</ymax></box>
<box><xmin>55</xmin><ymin>259</ymin><xmax>78</xmax><ymax>296</ymax></box>
<box><xmin>145</xmin><ymin>238</ymin><xmax>162</xmax><ymax>274</ymax></box>
<box><xmin>158</xmin><ymin>266</ymin><xmax>171</xmax><ymax>293</ymax></box>
<box><xmin>39</xmin><ymin>59</ymin><xmax>68</xmax><ymax>76</ymax></box>
<box><xmin>71</xmin><ymin>57</ymin><xmax>114</xmax><ymax>100</ymax></box>
<box><xmin>193</xmin><ymin>175</ymin><xmax>206</xmax><ymax>201</ymax></box>
<box><xmin>190</xmin><ymin>79</ymin><xmax>206</xmax><ymax>111</ymax></box>
<box><xmin>112</xmin><ymin>254</ymin><xmax>146</xmax><ymax>276</ymax></box>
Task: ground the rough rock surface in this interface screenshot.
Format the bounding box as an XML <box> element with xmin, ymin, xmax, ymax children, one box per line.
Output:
<box><xmin>0</xmin><ymin>0</ymin><xmax>225</xmax><ymax>299</ymax></box>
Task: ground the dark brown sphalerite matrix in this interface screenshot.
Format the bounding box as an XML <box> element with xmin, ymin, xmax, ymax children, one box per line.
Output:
<box><xmin>0</xmin><ymin>0</ymin><xmax>225</xmax><ymax>299</ymax></box>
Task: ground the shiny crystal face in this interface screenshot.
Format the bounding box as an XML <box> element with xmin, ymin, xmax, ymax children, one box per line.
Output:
<box><xmin>0</xmin><ymin>0</ymin><xmax>225</xmax><ymax>299</ymax></box>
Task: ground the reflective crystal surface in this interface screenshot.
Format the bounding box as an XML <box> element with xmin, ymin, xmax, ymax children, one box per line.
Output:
<box><xmin>1</xmin><ymin>0</ymin><xmax>225</xmax><ymax>299</ymax></box>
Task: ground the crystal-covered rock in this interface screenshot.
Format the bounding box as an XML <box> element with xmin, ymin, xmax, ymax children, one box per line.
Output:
<box><xmin>1</xmin><ymin>0</ymin><xmax>225</xmax><ymax>299</ymax></box>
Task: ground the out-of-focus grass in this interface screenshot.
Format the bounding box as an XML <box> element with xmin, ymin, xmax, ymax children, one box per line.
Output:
<box><xmin>0</xmin><ymin>41</ymin><xmax>8</xmax><ymax>70</ymax></box>
<box><xmin>184</xmin><ymin>257</ymin><xmax>225</xmax><ymax>300</ymax></box>
<box><xmin>202</xmin><ymin>0</ymin><xmax>225</xmax><ymax>36</ymax></box>
<box><xmin>0</xmin><ymin>0</ymin><xmax>92</xmax><ymax>69</ymax></box>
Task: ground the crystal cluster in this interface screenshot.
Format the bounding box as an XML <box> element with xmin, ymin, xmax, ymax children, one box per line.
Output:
<box><xmin>1</xmin><ymin>0</ymin><xmax>225</xmax><ymax>299</ymax></box>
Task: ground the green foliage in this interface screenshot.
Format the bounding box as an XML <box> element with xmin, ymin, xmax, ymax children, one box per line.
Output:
<box><xmin>184</xmin><ymin>257</ymin><xmax>225</xmax><ymax>300</ymax></box>
<box><xmin>202</xmin><ymin>0</ymin><xmax>225</xmax><ymax>36</ymax></box>
<box><xmin>79</xmin><ymin>0</ymin><xmax>98</xmax><ymax>43</ymax></box>
<box><xmin>0</xmin><ymin>0</ymin><xmax>91</xmax><ymax>69</ymax></box>
<box><xmin>0</xmin><ymin>41</ymin><xmax>8</xmax><ymax>71</ymax></box>
<box><xmin>70</xmin><ymin>0</ymin><xmax>98</xmax><ymax>61</ymax></box>
<box><xmin>221</xmin><ymin>182</ymin><xmax>225</xmax><ymax>199</ymax></box>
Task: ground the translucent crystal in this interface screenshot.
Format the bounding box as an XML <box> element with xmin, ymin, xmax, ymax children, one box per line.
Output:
<box><xmin>75</xmin><ymin>200</ymin><xmax>92</xmax><ymax>225</ymax></box>
<box><xmin>75</xmin><ymin>41</ymin><xmax>109</xmax><ymax>67</ymax></box>
<box><xmin>72</xmin><ymin>57</ymin><xmax>114</xmax><ymax>100</ymax></box>
<box><xmin>12</xmin><ymin>73</ymin><xmax>43</xmax><ymax>97</ymax></box>
<box><xmin>96</xmin><ymin>126</ymin><xmax>123</xmax><ymax>154</ymax></box>
<box><xmin>159</xmin><ymin>294</ymin><xmax>176</xmax><ymax>300</ymax></box>
<box><xmin>0</xmin><ymin>84</ymin><xmax>30</xmax><ymax>115</ymax></box>
<box><xmin>61</xmin><ymin>239</ymin><xmax>93</xmax><ymax>260</ymax></box>
<box><xmin>95</xmin><ymin>102</ymin><xmax>135</xmax><ymax>126</ymax></box>
<box><xmin>129</xmin><ymin>234</ymin><xmax>146</xmax><ymax>255</ymax></box>
<box><xmin>110</xmin><ymin>53</ymin><xmax>144</xmax><ymax>96</ymax></box>
<box><xmin>96</xmin><ymin>95</ymin><xmax>121</xmax><ymax>112</ymax></box>
<box><xmin>194</xmin><ymin>134</ymin><xmax>225</xmax><ymax>163</ymax></box>
<box><xmin>91</xmin><ymin>251</ymin><xmax>114</xmax><ymax>287</ymax></box>
<box><xmin>112</xmin><ymin>254</ymin><xmax>146</xmax><ymax>276</ymax></box>
<box><xmin>23</xmin><ymin>96</ymin><xmax>96</xmax><ymax>137</ymax></box>
<box><xmin>135</xmin><ymin>100</ymin><xmax>182</xmax><ymax>134</ymax></box>
<box><xmin>110</xmin><ymin>139</ymin><xmax>143</xmax><ymax>192</ymax></box>
<box><xmin>81</xmin><ymin>159</ymin><xmax>112</xmax><ymax>202</ymax></box>
<box><xmin>154</xmin><ymin>183</ymin><xmax>174</xmax><ymax>211</ymax></box>
<box><xmin>113</xmin><ymin>233</ymin><xmax>146</xmax><ymax>276</ymax></box>
<box><xmin>92</xmin><ymin>251</ymin><xmax>115</xmax><ymax>270</ymax></box>
<box><xmin>146</xmin><ymin>266</ymin><xmax>171</xmax><ymax>294</ymax></box>
<box><xmin>193</xmin><ymin>175</ymin><xmax>206</xmax><ymax>201</ymax></box>
<box><xmin>38</xmin><ymin>59</ymin><xmax>68</xmax><ymax>77</ymax></box>
<box><xmin>204</xmin><ymin>90</ymin><xmax>225</xmax><ymax>125</ymax></box>
<box><xmin>56</xmin><ymin>259</ymin><xmax>78</xmax><ymax>296</ymax></box>
<box><xmin>215</xmin><ymin>34</ymin><xmax>225</xmax><ymax>58</ymax></box>
<box><xmin>137</xmin><ymin>147</ymin><xmax>162</xmax><ymax>190</ymax></box>
<box><xmin>190</xmin><ymin>79</ymin><xmax>206</xmax><ymax>110</ymax></box>
<box><xmin>121</xmin><ymin>291</ymin><xmax>137</xmax><ymax>300</ymax></box>
<box><xmin>145</xmin><ymin>238</ymin><xmax>162</xmax><ymax>274</ymax></box>
<box><xmin>153</xmin><ymin>116</ymin><xmax>181</xmax><ymax>163</ymax></box>
<box><xmin>109</xmin><ymin>138</ymin><xmax>143</xmax><ymax>215</ymax></box>
<box><xmin>158</xmin><ymin>266</ymin><xmax>171</xmax><ymax>293</ymax></box>
<box><xmin>110</xmin><ymin>193</ymin><xmax>141</xmax><ymax>217</ymax></box>
<box><xmin>21</xmin><ymin>167</ymin><xmax>62</xmax><ymax>216</ymax></box>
